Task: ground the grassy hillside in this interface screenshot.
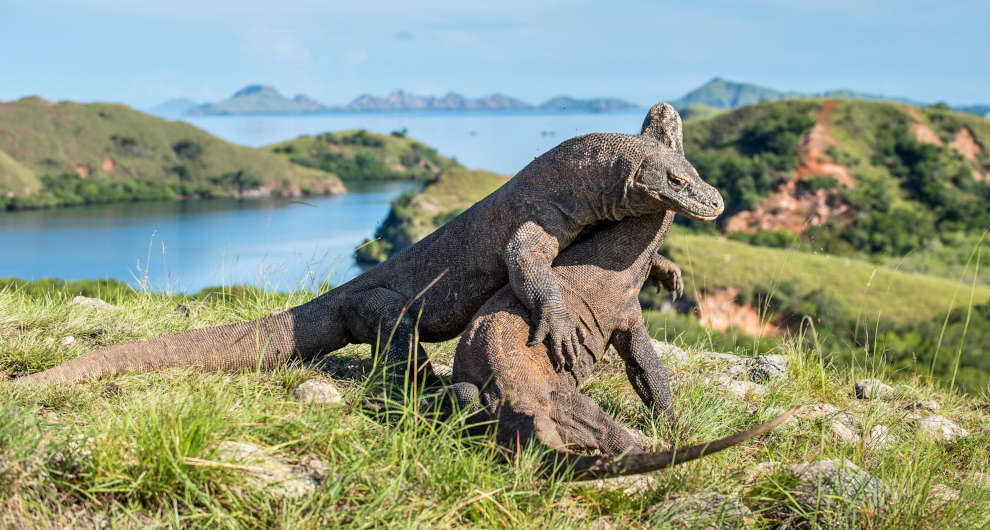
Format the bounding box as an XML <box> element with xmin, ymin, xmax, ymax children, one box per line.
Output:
<box><xmin>268</xmin><ymin>129</ymin><xmax>457</xmax><ymax>183</ymax></box>
<box><xmin>0</xmin><ymin>97</ymin><xmax>344</xmax><ymax>210</ymax></box>
<box><xmin>355</xmin><ymin>166</ymin><xmax>509</xmax><ymax>263</ymax></box>
<box><xmin>0</xmin><ymin>281</ymin><xmax>987</xmax><ymax>527</ymax></box>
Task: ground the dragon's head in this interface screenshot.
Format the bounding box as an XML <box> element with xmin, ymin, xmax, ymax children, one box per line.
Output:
<box><xmin>631</xmin><ymin>103</ymin><xmax>724</xmax><ymax>221</ymax></box>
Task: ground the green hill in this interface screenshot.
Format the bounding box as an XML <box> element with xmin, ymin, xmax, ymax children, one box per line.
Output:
<box><xmin>0</xmin><ymin>97</ymin><xmax>344</xmax><ymax>210</ymax></box>
<box><xmin>267</xmin><ymin>129</ymin><xmax>458</xmax><ymax>183</ymax></box>
<box><xmin>186</xmin><ymin>85</ymin><xmax>326</xmax><ymax>115</ymax></box>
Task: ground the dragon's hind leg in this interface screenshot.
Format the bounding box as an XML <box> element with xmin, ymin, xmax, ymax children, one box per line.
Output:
<box><xmin>549</xmin><ymin>391</ymin><xmax>644</xmax><ymax>455</ymax></box>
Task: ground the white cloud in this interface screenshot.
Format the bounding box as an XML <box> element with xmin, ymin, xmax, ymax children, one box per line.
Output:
<box><xmin>243</xmin><ymin>27</ymin><xmax>314</xmax><ymax>67</ymax></box>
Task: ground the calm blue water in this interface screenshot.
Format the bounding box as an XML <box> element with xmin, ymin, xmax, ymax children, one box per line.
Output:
<box><xmin>0</xmin><ymin>183</ymin><xmax>412</xmax><ymax>293</ymax></box>
<box><xmin>1</xmin><ymin>111</ymin><xmax>649</xmax><ymax>291</ymax></box>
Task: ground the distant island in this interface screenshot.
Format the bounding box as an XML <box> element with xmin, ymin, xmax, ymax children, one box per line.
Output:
<box><xmin>154</xmin><ymin>79</ymin><xmax>988</xmax><ymax>118</ymax></box>
<box><xmin>174</xmin><ymin>86</ymin><xmax>641</xmax><ymax>116</ymax></box>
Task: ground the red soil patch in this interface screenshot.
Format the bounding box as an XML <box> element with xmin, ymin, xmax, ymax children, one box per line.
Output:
<box><xmin>725</xmin><ymin>100</ymin><xmax>854</xmax><ymax>234</ymax></box>
<box><xmin>695</xmin><ymin>288</ymin><xmax>779</xmax><ymax>337</ymax></box>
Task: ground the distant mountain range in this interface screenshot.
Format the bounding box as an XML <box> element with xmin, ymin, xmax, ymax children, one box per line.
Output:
<box><xmin>161</xmin><ymin>85</ymin><xmax>640</xmax><ymax>116</ymax></box>
<box><xmin>150</xmin><ymin>80</ymin><xmax>989</xmax><ymax>118</ymax></box>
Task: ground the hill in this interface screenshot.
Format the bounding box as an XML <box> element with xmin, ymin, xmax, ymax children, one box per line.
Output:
<box><xmin>670</xmin><ymin>78</ymin><xmax>930</xmax><ymax>111</ymax></box>
<box><xmin>267</xmin><ymin>129</ymin><xmax>458</xmax><ymax>183</ymax></box>
<box><xmin>538</xmin><ymin>96</ymin><xmax>640</xmax><ymax>112</ymax></box>
<box><xmin>0</xmin><ymin>97</ymin><xmax>344</xmax><ymax>210</ymax></box>
<box><xmin>339</xmin><ymin>90</ymin><xmax>533</xmax><ymax>112</ymax></box>
<box><xmin>186</xmin><ymin>85</ymin><xmax>327</xmax><ymax>115</ymax></box>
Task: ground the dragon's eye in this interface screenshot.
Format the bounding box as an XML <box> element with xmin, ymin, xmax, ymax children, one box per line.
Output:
<box><xmin>668</xmin><ymin>172</ymin><xmax>686</xmax><ymax>190</ymax></box>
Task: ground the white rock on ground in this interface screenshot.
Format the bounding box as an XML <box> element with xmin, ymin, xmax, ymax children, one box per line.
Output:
<box><xmin>432</xmin><ymin>363</ymin><xmax>453</xmax><ymax>379</ymax></box>
<box><xmin>647</xmin><ymin>491</ymin><xmax>754</xmax><ymax>529</ymax></box>
<box><xmin>795</xmin><ymin>403</ymin><xmax>840</xmax><ymax>421</ymax></box>
<box><xmin>70</xmin><ymin>296</ymin><xmax>117</xmax><ymax>311</ymax></box>
<box><xmin>61</xmin><ymin>336</ymin><xmax>76</xmax><ymax>345</ymax></box>
<box><xmin>865</xmin><ymin>425</ymin><xmax>893</xmax><ymax>451</ymax></box>
<box><xmin>928</xmin><ymin>484</ymin><xmax>960</xmax><ymax>503</ymax></box>
<box><xmin>650</xmin><ymin>339</ymin><xmax>687</xmax><ymax>365</ymax></box>
<box><xmin>795</xmin><ymin>404</ymin><xmax>860</xmax><ymax>442</ymax></box>
<box><xmin>292</xmin><ymin>379</ymin><xmax>342</xmax><ymax>406</ymax></box>
<box><xmin>855</xmin><ymin>379</ymin><xmax>894</xmax><ymax>400</ymax></box>
<box><xmin>906</xmin><ymin>399</ymin><xmax>941</xmax><ymax>413</ymax></box>
<box><xmin>706</xmin><ymin>373</ymin><xmax>766</xmax><ymax>400</ymax></box>
<box><xmin>829</xmin><ymin>417</ymin><xmax>859</xmax><ymax>443</ymax></box>
<box><xmin>964</xmin><ymin>472</ymin><xmax>990</xmax><ymax>490</ymax></box>
<box><xmin>585</xmin><ymin>473</ymin><xmax>657</xmax><ymax>495</ymax></box>
<box><xmin>703</xmin><ymin>352</ymin><xmax>789</xmax><ymax>383</ymax></box>
<box><xmin>211</xmin><ymin>441</ymin><xmax>326</xmax><ymax>498</ymax></box>
<box><xmin>915</xmin><ymin>415</ymin><xmax>969</xmax><ymax>442</ymax></box>
<box><xmin>786</xmin><ymin>459</ymin><xmax>895</xmax><ymax>515</ymax></box>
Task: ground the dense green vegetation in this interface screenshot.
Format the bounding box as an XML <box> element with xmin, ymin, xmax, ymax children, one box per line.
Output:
<box><xmin>0</xmin><ymin>97</ymin><xmax>343</xmax><ymax>210</ymax></box>
<box><xmin>268</xmin><ymin>129</ymin><xmax>457</xmax><ymax>183</ymax></box>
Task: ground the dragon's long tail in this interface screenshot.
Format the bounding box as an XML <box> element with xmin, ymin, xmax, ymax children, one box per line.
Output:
<box><xmin>11</xmin><ymin>291</ymin><xmax>348</xmax><ymax>386</ymax></box>
<box><xmin>549</xmin><ymin>406</ymin><xmax>798</xmax><ymax>480</ymax></box>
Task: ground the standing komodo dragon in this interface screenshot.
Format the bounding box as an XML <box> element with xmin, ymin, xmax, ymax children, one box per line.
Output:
<box><xmin>13</xmin><ymin>103</ymin><xmax>724</xmax><ymax>387</ymax></box>
<box><xmin>431</xmin><ymin>209</ymin><xmax>796</xmax><ymax>480</ymax></box>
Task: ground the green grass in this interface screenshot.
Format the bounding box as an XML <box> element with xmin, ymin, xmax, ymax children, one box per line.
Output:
<box><xmin>0</xmin><ymin>281</ymin><xmax>988</xmax><ymax>527</ymax></box>
<box><xmin>0</xmin><ymin>97</ymin><xmax>343</xmax><ymax>209</ymax></box>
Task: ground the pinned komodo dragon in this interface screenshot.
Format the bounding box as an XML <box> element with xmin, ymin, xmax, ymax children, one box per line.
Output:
<box><xmin>12</xmin><ymin>102</ymin><xmax>724</xmax><ymax>387</ymax></box>
<box><xmin>429</xmin><ymin>210</ymin><xmax>797</xmax><ymax>480</ymax></box>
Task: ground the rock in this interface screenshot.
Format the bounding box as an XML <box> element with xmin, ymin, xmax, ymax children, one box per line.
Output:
<box><xmin>44</xmin><ymin>337</ymin><xmax>56</xmax><ymax>346</ymax></box>
<box><xmin>647</xmin><ymin>492</ymin><xmax>754</xmax><ymax>529</ymax></box>
<box><xmin>976</xmin><ymin>425</ymin><xmax>990</xmax><ymax>437</ymax></box>
<box><xmin>829</xmin><ymin>418</ymin><xmax>859</xmax><ymax>443</ymax></box>
<box><xmin>795</xmin><ymin>403</ymin><xmax>840</xmax><ymax>421</ymax></box>
<box><xmin>786</xmin><ymin>459</ymin><xmax>894</xmax><ymax>517</ymax></box>
<box><xmin>855</xmin><ymin>379</ymin><xmax>894</xmax><ymax>400</ymax></box>
<box><xmin>706</xmin><ymin>373</ymin><xmax>766</xmax><ymax>400</ymax></box>
<box><xmin>432</xmin><ymin>363</ymin><xmax>453</xmax><ymax>379</ymax></box>
<box><xmin>174</xmin><ymin>304</ymin><xmax>192</xmax><ymax>317</ymax></box>
<box><xmin>915</xmin><ymin>415</ymin><xmax>968</xmax><ymax>442</ymax></box>
<box><xmin>743</xmin><ymin>461</ymin><xmax>783</xmax><ymax>485</ymax></box>
<box><xmin>747</xmin><ymin>354</ymin><xmax>789</xmax><ymax>383</ymax></box>
<box><xmin>865</xmin><ymin>425</ymin><xmax>893</xmax><ymax>451</ymax></box>
<box><xmin>906</xmin><ymin>399</ymin><xmax>941</xmax><ymax>413</ymax></box>
<box><xmin>211</xmin><ymin>441</ymin><xmax>323</xmax><ymax>498</ymax></box>
<box><xmin>929</xmin><ymin>484</ymin><xmax>959</xmax><ymax>504</ymax></box>
<box><xmin>292</xmin><ymin>379</ymin><xmax>342</xmax><ymax>406</ymax></box>
<box><xmin>585</xmin><ymin>473</ymin><xmax>657</xmax><ymax>495</ymax></box>
<box><xmin>650</xmin><ymin>339</ymin><xmax>687</xmax><ymax>364</ymax></box>
<box><xmin>70</xmin><ymin>296</ymin><xmax>116</xmax><ymax>311</ymax></box>
<box><xmin>964</xmin><ymin>472</ymin><xmax>990</xmax><ymax>490</ymax></box>
<box><xmin>61</xmin><ymin>336</ymin><xmax>76</xmax><ymax>345</ymax></box>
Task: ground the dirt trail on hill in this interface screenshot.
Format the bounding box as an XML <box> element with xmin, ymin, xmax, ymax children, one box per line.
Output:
<box><xmin>725</xmin><ymin>100</ymin><xmax>852</xmax><ymax>234</ymax></box>
<box><xmin>904</xmin><ymin>106</ymin><xmax>987</xmax><ymax>182</ymax></box>
<box><xmin>695</xmin><ymin>287</ymin><xmax>779</xmax><ymax>337</ymax></box>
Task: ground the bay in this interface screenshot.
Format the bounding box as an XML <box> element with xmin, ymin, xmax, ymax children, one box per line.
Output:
<box><xmin>1</xmin><ymin>110</ymin><xmax>649</xmax><ymax>292</ymax></box>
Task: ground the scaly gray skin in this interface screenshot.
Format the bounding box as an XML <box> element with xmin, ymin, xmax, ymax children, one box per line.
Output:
<box><xmin>12</xmin><ymin>103</ymin><xmax>724</xmax><ymax>387</ymax></box>
<box><xmin>427</xmin><ymin>209</ymin><xmax>796</xmax><ymax>480</ymax></box>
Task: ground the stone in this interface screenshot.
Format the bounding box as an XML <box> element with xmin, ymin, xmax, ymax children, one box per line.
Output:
<box><xmin>211</xmin><ymin>441</ymin><xmax>324</xmax><ymax>498</ymax></box>
<box><xmin>964</xmin><ymin>472</ymin><xmax>990</xmax><ymax>490</ymax></box>
<box><xmin>865</xmin><ymin>425</ymin><xmax>893</xmax><ymax>451</ymax></box>
<box><xmin>432</xmin><ymin>363</ymin><xmax>453</xmax><ymax>379</ymax></box>
<box><xmin>929</xmin><ymin>484</ymin><xmax>960</xmax><ymax>503</ymax></box>
<box><xmin>915</xmin><ymin>415</ymin><xmax>969</xmax><ymax>442</ymax></box>
<box><xmin>744</xmin><ymin>461</ymin><xmax>783</xmax><ymax>486</ymax></box>
<box><xmin>292</xmin><ymin>379</ymin><xmax>342</xmax><ymax>406</ymax></box>
<box><xmin>707</xmin><ymin>373</ymin><xmax>766</xmax><ymax>400</ymax></box>
<box><xmin>70</xmin><ymin>296</ymin><xmax>116</xmax><ymax>311</ymax></box>
<box><xmin>787</xmin><ymin>459</ymin><xmax>894</xmax><ymax>515</ymax></box>
<box><xmin>829</xmin><ymin>419</ymin><xmax>859</xmax><ymax>443</ymax></box>
<box><xmin>174</xmin><ymin>304</ymin><xmax>192</xmax><ymax>317</ymax></box>
<box><xmin>44</xmin><ymin>337</ymin><xmax>56</xmax><ymax>346</ymax></box>
<box><xmin>855</xmin><ymin>379</ymin><xmax>894</xmax><ymax>400</ymax></box>
<box><xmin>906</xmin><ymin>399</ymin><xmax>941</xmax><ymax>413</ymax></box>
<box><xmin>647</xmin><ymin>492</ymin><xmax>754</xmax><ymax>529</ymax></box>
<box><xmin>650</xmin><ymin>339</ymin><xmax>687</xmax><ymax>364</ymax></box>
<box><xmin>747</xmin><ymin>354</ymin><xmax>789</xmax><ymax>383</ymax></box>
<box><xmin>795</xmin><ymin>403</ymin><xmax>840</xmax><ymax>421</ymax></box>
<box><xmin>585</xmin><ymin>473</ymin><xmax>657</xmax><ymax>495</ymax></box>
<box><xmin>61</xmin><ymin>336</ymin><xmax>76</xmax><ymax>345</ymax></box>
<box><xmin>976</xmin><ymin>425</ymin><xmax>990</xmax><ymax>437</ymax></box>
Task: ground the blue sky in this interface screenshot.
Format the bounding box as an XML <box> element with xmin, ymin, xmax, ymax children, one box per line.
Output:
<box><xmin>2</xmin><ymin>0</ymin><xmax>988</xmax><ymax>108</ymax></box>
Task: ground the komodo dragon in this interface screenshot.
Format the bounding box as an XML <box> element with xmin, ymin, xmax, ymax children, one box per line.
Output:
<box><xmin>428</xmin><ymin>209</ymin><xmax>797</xmax><ymax>479</ymax></box>
<box><xmin>13</xmin><ymin>102</ymin><xmax>724</xmax><ymax>387</ymax></box>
